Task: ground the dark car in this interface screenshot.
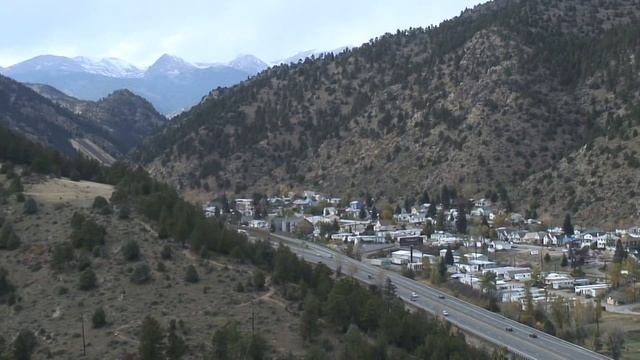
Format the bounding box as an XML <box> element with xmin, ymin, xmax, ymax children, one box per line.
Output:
<box><xmin>438</xmin><ymin>295</ymin><xmax>445</xmax><ymax>299</ymax></box>
<box><xmin>529</xmin><ymin>333</ymin><xmax>537</xmax><ymax>338</ymax></box>
<box><xmin>505</xmin><ymin>327</ymin><xmax>513</xmax><ymax>332</ymax></box>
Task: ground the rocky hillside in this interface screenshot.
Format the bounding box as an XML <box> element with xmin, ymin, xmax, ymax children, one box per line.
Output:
<box><xmin>27</xmin><ymin>84</ymin><xmax>166</xmax><ymax>154</ymax></box>
<box><xmin>135</xmin><ymin>0</ymin><xmax>640</xmax><ymax>227</ymax></box>
<box><xmin>0</xmin><ymin>76</ymin><xmax>165</xmax><ymax>164</ymax></box>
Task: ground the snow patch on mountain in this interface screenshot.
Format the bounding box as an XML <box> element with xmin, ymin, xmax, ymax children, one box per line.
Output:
<box><xmin>73</xmin><ymin>56</ymin><xmax>143</xmax><ymax>78</ymax></box>
<box><xmin>228</xmin><ymin>54</ymin><xmax>269</xmax><ymax>74</ymax></box>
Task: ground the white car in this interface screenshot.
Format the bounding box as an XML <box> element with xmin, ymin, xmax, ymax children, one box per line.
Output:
<box><xmin>442</xmin><ymin>310</ymin><xmax>449</xmax><ymax>316</ymax></box>
<box><xmin>411</xmin><ymin>292</ymin><xmax>418</xmax><ymax>301</ymax></box>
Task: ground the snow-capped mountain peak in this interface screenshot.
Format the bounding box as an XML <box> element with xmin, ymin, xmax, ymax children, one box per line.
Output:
<box><xmin>146</xmin><ymin>54</ymin><xmax>196</xmax><ymax>77</ymax></box>
<box><xmin>73</xmin><ymin>56</ymin><xmax>143</xmax><ymax>78</ymax></box>
<box><xmin>228</xmin><ymin>54</ymin><xmax>269</xmax><ymax>74</ymax></box>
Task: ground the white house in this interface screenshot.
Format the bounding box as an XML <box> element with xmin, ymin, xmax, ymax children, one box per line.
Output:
<box><xmin>323</xmin><ymin>207</ymin><xmax>338</xmax><ymax>216</ymax></box>
<box><xmin>464</xmin><ymin>253</ymin><xmax>488</xmax><ymax>262</ymax></box>
<box><xmin>248</xmin><ymin>219</ymin><xmax>268</xmax><ymax>229</ymax></box>
<box><xmin>505</xmin><ymin>269</ymin><xmax>532</xmax><ymax>281</ymax></box>
<box><xmin>574</xmin><ymin>284</ymin><xmax>609</xmax><ymax>297</ymax></box>
<box><xmin>489</xmin><ymin>241</ymin><xmax>512</xmax><ymax>252</ymax></box>
<box><xmin>235</xmin><ymin>199</ymin><xmax>255</xmax><ymax>217</ymax></box>
<box><xmin>457</xmin><ymin>260</ymin><xmax>496</xmax><ymax>273</ymax></box>
<box><xmin>392</xmin><ymin>249</ymin><xmax>423</xmax><ymax>264</ymax></box>
<box><xmin>483</xmin><ymin>267</ymin><xmax>530</xmax><ymax>280</ymax></box>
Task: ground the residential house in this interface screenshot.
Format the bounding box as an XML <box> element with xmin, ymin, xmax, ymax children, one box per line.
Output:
<box><xmin>339</xmin><ymin>220</ymin><xmax>369</xmax><ymax>234</ymax></box>
<box><xmin>483</xmin><ymin>267</ymin><xmax>530</xmax><ymax>280</ymax></box>
<box><xmin>488</xmin><ymin>241</ymin><xmax>512</xmax><ymax>252</ymax></box>
<box><xmin>235</xmin><ymin>199</ymin><xmax>255</xmax><ymax>217</ymax></box>
<box><xmin>497</xmin><ymin>228</ymin><xmax>525</xmax><ymax>243</ymax></box>
<box><xmin>391</xmin><ymin>249</ymin><xmax>423</xmax><ymax>265</ymax></box>
<box><xmin>505</xmin><ymin>269</ymin><xmax>532</xmax><ymax>281</ymax></box>
<box><xmin>621</xmin><ymin>234</ymin><xmax>640</xmax><ymax>250</ymax></box>
<box><xmin>323</xmin><ymin>207</ymin><xmax>338</xmax><ymax>216</ymax></box>
<box><xmin>575</xmin><ymin>284</ymin><xmax>609</xmax><ymax>297</ymax></box>
<box><xmin>522</xmin><ymin>232</ymin><xmax>544</xmax><ymax>244</ymax></box>
<box><xmin>543</xmin><ymin>233</ymin><xmax>559</xmax><ymax>246</ymax></box>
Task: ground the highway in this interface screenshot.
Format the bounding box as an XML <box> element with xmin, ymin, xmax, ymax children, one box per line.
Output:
<box><xmin>255</xmin><ymin>231</ymin><xmax>610</xmax><ymax>360</ymax></box>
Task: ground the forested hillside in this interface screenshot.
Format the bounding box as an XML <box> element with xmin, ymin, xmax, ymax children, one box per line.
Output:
<box><xmin>136</xmin><ymin>0</ymin><xmax>640</xmax><ymax>226</ymax></box>
<box><xmin>0</xmin><ymin>76</ymin><xmax>165</xmax><ymax>164</ymax></box>
<box><xmin>27</xmin><ymin>84</ymin><xmax>166</xmax><ymax>153</ymax></box>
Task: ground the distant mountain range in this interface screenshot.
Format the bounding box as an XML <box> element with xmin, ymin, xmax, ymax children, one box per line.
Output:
<box><xmin>0</xmin><ymin>50</ymin><xmax>347</xmax><ymax>115</ymax></box>
<box><xmin>0</xmin><ymin>54</ymin><xmax>262</xmax><ymax>115</ymax></box>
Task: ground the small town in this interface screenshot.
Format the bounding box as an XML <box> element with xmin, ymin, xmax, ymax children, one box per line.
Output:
<box><xmin>205</xmin><ymin>189</ymin><xmax>640</xmax><ymax>315</ymax></box>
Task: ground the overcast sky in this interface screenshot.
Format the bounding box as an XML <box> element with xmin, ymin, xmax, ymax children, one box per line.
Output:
<box><xmin>0</xmin><ymin>0</ymin><xmax>484</xmax><ymax>67</ymax></box>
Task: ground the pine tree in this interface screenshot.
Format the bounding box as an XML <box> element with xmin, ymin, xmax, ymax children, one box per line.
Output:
<box><xmin>444</xmin><ymin>245</ymin><xmax>454</xmax><ymax>265</ymax></box>
<box><xmin>300</xmin><ymin>294</ymin><xmax>321</xmax><ymax>341</ymax></box>
<box><xmin>22</xmin><ymin>197</ymin><xmax>37</xmax><ymax>215</ymax></box>
<box><xmin>613</xmin><ymin>239</ymin><xmax>627</xmax><ymax>264</ymax></box>
<box><xmin>166</xmin><ymin>320</ymin><xmax>186</xmax><ymax>360</ymax></box>
<box><xmin>563</xmin><ymin>214</ymin><xmax>574</xmax><ymax>236</ymax></box>
<box><xmin>139</xmin><ymin>316</ymin><xmax>164</xmax><ymax>360</ymax></box>
<box><xmin>92</xmin><ymin>307</ymin><xmax>106</xmax><ymax>328</ymax></box>
<box><xmin>184</xmin><ymin>265</ymin><xmax>199</xmax><ymax>283</ymax></box>
<box><xmin>436</xmin><ymin>209</ymin><xmax>446</xmax><ymax>231</ymax></box>
<box><xmin>122</xmin><ymin>240</ymin><xmax>140</xmax><ymax>261</ymax></box>
<box><xmin>455</xmin><ymin>211</ymin><xmax>467</xmax><ymax>234</ymax></box>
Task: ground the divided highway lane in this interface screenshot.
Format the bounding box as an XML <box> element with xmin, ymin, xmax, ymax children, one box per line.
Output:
<box><xmin>261</xmin><ymin>232</ymin><xmax>609</xmax><ymax>360</ymax></box>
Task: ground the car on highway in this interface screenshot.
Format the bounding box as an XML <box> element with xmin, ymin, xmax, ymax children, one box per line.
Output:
<box><xmin>529</xmin><ymin>333</ymin><xmax>537</xmax><ymax>338</ymax></box>
<box><xmin>367</xmin><ymin>274</ymin><xmax>373</xmax><ymax>279</ymax></box>
<box><xmin>438</xmin><ymin>294</ymin><xmax>445</xmax><ymax>299</ymax></box>
<box><xmin>442</xmin><ymin>310</ymin><xmax>449</xmax><ymax>316</ymax></box>
<box><xmin>505</xmin><ymin>327</ymin><xmax>513</xmax><ymax>332</ymax></box>
<box><xmin>410</xmin><ymin>292</ymin><xmax>418</xmax><ymax>301</ymax></box>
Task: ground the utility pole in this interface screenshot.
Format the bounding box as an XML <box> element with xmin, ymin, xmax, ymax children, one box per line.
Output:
<box><xmin>81</xmin><ymin>313</ymin><xmax>86</xmax><ymax>357</ymax></box>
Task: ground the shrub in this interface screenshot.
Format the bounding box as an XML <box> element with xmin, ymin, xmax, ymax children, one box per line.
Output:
<box><xmin>78</xmin><ymin>269</ymin><xmax>97</xmax><ymax>290</ymax></box>
<box><xmin>122</xmin><ymin>240</ymin><xmax>140</xmax><ymax>261</ymax></box>
<box><xmin>12</xmin><ymin>329</ymin><xmax>37</xmax><ymax>360</ymax></box>
<box><xmin>23</xmin><ymin>197</ymin><xmax>38</xmax><ymax>215</ymax></box>
<box><xmin>184</xmin><ymin>265</ymin><xmax>199</xmax><ymax>283</ymax></box>
<box><xmin>156</xmin><ymin>261</ymin><xmax>167</xmax><ymax>273</ymax></box>
<box><xmin>0</xmin><ymin>223</ymin><xmax>20</xmax><ymax>250</ymax></box>
<box><xmin>50</xmin><ymin>242</ymin><xmax>75</xmax><ymax>270</ymax></box>
<box><xmin>92</xmin><ymin>307</ymin><xmax>106</xmax><ymax>328</ymax></box>
<box><xmin>92</xmin><ymin>196</ymin><xmax>112</xmax><ymax>215</ymax></box>
<box><xmin>253</xmin><ymin>271</ymin><xmax>265</xmax><ymax>291</ymax></box>
<box><xmin>161</xmin><ymin>245</ymin><xmax>172</xmax><ymax>260</ymax></box>
<box><xmin>0</xmin><ymin>266</ymin><xmax>15</xmax><ymax>297</ymax></box>
<box><xmin>70</xmin><ymin>212</ymin><xmax>86</xmax><ymax>230</ymax></box>
<box><xmin>51</xmin><ymin>241</ymin><xmax>74</xmax><ymax>270</ymax></box>
<box><xmin>77</xmin><ymin>254</ymin><xmax>92</xmax><ymax>271</ymax></box>
<box><xmin>70</xmin><ymin>216</ymin><xmax>106</xmax><ymax>250</ymax></box>
<box><xmin>130</xmin><ymin>264</ymin><xmax>151</xmax><ymax>284</ymax></box>
<box><xmin>118</xmin><ymin>204</ymin><xmax>131</xmax><ymax>220</ymax></box>
<box><xmin>8</xmin><ymin>177</ymin><xmax>23</xmax><ymax>194</ymax></box>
